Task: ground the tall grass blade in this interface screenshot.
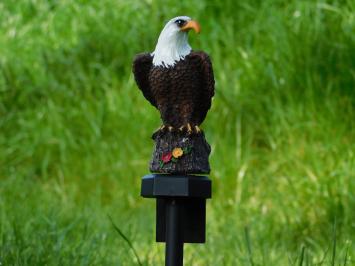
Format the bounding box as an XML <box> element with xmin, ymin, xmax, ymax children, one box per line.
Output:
<box><xmin>108</xmin><ymin>214</ymin><xmax>143</xmax><ymax>266</ymax></box>
<box><xmin>318</xmin><ymin>245</ymin><xmax>330</xmax><ymax>265</ymax></box>
<box><xmin>244</xmin><ymin>226</ymin><xmax>254</xmax><ymax>266</ymax></box>
<box><xmin>331</xmin><ymin>220</ymin><xmax>337</xmax><ymax>266</ymax></box>
<box><xmin>299</xmin><ymin>246</ymin><xmax>305</xmax><ymax>266</ymax></box>
<box><xmin>343</xmin><ymin>245</ymin><xmax>349</xmax><ymax>266</ymax></box>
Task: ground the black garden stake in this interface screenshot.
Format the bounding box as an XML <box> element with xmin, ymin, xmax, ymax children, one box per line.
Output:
<box><xmin>133</xmin><ymin>16</ymin><xmax>215</xmax><ymax>266</ymax></box>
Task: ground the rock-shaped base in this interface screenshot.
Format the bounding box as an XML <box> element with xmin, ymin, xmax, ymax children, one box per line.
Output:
<box><xmin>150</xmin><ymin>131</ymin><xmax>211</xmax><ymax>175</ymax></box>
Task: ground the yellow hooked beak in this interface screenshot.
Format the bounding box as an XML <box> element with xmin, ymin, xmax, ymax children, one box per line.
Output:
<box><xmin>180</xmin><ymin>20</ymin><xmax>201</xmax><ymax>34</ymax></box>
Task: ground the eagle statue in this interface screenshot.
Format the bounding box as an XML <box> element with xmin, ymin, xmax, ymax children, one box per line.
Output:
<box><xmin>132</xmin><ymin>16</ymin><xmax>214</xmax><ymax>174</ymax></box>
<box><xmin>133</xmin><ymin>16</ymin><xmax>215</xmax><ymax>135</ymax></box>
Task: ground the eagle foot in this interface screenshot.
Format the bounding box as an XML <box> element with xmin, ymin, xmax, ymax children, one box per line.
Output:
<box><xmin>179</xmin><ymin>123</ymin><xmax>191</xmax><ymax>135</ymax></box>
<box><xmin>153</xmin><ymin>125</ymin><xmax>175</xmax><ymax>136</ymax></box>
<box><xmin>179</xmin><ymin>123</ymin><xmax>202</xmax><ymax>135</ymax></box>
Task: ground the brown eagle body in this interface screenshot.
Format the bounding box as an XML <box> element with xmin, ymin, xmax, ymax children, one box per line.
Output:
<box><xmin>133</xmin><ymin>51</ymin><xmax>215</xmax><ymax>130</ymax></box>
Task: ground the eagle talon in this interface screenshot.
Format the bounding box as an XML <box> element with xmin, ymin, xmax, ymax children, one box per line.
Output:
<box><xmin>194</xmin><ymin>125</ymin><xmax>201</xmax><ymax>133</ymax></box>
<box><xmin>153</xmin><ymin>125</ymin><xmax>168</xmax><ymax>135</ymax></box>
<box><xmin>187</xmin><ymin>123</ymin><xmax>193</xmax><ymax>135</ymax></box>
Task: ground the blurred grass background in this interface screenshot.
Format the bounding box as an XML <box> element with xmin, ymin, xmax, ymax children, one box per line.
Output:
<box><xmin>0</xmin><ymin>0</ymin><xmax>354</xmax><ymax>265</ymax></box>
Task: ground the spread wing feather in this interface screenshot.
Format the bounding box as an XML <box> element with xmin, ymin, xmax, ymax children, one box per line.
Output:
<box><xmin>132</xmin><ymin>53</ymin><xmax>157</xmax><ymax>108</ymax></box>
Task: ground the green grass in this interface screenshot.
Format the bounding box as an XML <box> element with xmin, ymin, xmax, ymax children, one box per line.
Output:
<box><xmin>0</xmin><ymin>0</ymin><xmax>354</xmax><ymax>265</ymax></box>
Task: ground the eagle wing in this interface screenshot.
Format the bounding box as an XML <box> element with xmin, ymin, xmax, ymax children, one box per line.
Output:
<box><xmin>191</xmin><ymin>51</ymin><xmax>215</xmax><ymax>125</ymax></box>
<box><xmin>132</xmin><ymin>53</ymin><xmax>157</xmax><ymax>108</ymax></box>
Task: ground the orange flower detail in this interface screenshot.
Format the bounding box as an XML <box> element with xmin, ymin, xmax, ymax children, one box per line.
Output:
<box><xmin>172</xmin><ymin>147</ymin><xmax>184</xmax><ymax>158</ymax></box>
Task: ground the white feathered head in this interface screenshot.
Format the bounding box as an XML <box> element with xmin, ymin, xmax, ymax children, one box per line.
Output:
<box><xmin>152</xmin><ymin>16</ymin><xmax>201</xmax><ymax>67</ymax></box>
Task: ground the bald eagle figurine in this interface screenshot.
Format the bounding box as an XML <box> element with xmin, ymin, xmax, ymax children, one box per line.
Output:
<box><xmin>133</xmin><ymin>16</ymin><xmax>214</xmax><ymax>174</ymax></box>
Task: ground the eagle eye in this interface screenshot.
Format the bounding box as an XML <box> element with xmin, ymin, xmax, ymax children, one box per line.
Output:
<box><xmin>175</xmin><ymin>19</ymin><xmax>186</xmax><ymax>27</ymax></box>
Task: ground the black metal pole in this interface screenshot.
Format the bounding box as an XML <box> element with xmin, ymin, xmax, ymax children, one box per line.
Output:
<box><xmin>165</xmin><ymin>199</ymin><xmax>184</xmax><ymax>266</ymax></box>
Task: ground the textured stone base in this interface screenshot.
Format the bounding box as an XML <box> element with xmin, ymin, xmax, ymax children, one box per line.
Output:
<box><xmin>150</xmin><ymin>131</ymin><xmax>211</xmax><ymax>175</ymax></box>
